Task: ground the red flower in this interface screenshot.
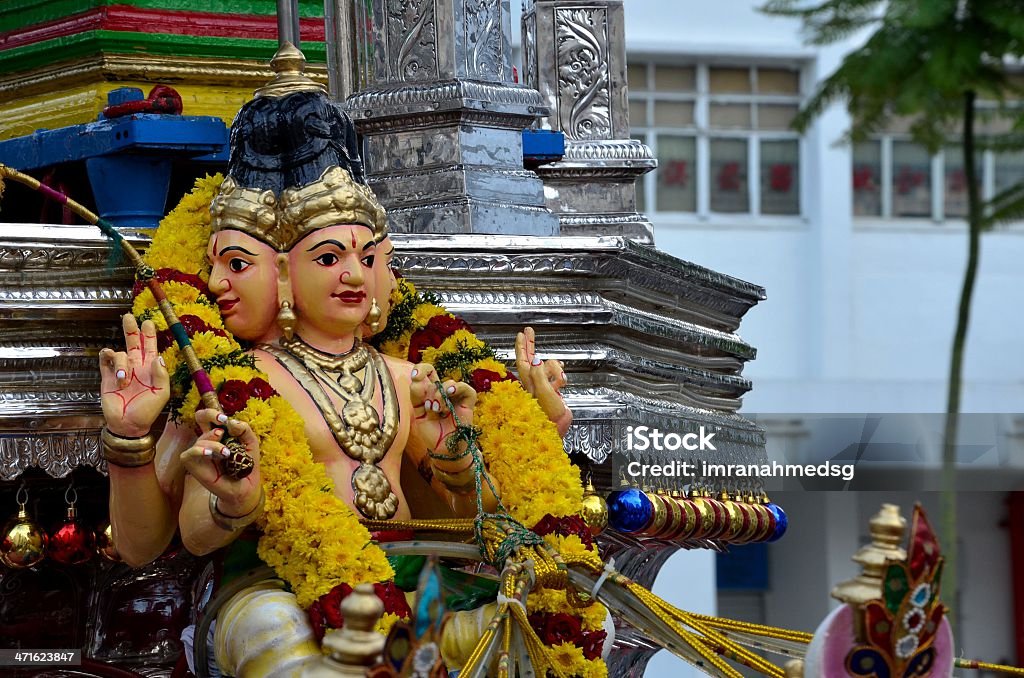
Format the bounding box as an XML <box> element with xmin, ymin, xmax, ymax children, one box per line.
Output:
<box><xmin>426</xmin><ymin>313</ymin><xmax>471</xmax><ymax>337</ymax></box>
<box><xmin>542</xmin><ymin>613</ymin><xmax>583</xmax><ymax>646</ymax></box>
<box><xmin>247</xmin><ymin>377</ymin><xmax>276</xmax><ymax>400</ymax></box>
<box><xmin>132</xmin><ymin>268</ymin><xmax>209</xmax><ymax>299</ymax></box>
<box><xmin>319</xmin><ymin>583</ymin><xmax>352</xmax><ymax>630</ymax></box>
<box><xmin>580</xmin><ymin>629</ymin><xmax>607</xmax><ymax>660</ymax></box>
<box><xmin>217</xmin><ymin>379</ymin><xmax>251</xmax><ymax>416</ymax></box>
<box><xmin>371</xmin><ymin>529</ymin><xmax>415</xmax><ymax>543</ymax></box>
<box><xmin>373</xmin><ymin>582</ymin><xmax>412</xmax><ymax>618</ymax></box>
<box><xmin>528</xmin><ymin>613</ymin><xmax>547</xmax><ymax>634</ymax></box>
<box><xmin>469</xmin><ymin>368</ymin><xmax>506</xmax><ymax>394</ymax></box>
<box><xmin>532</xmin><ymin>514</ymin><xmax>561</xmax><ymax>537</ymax></box>
<box><xmin>307</xmin><ymin>600</ymin><xmax>326</xmax><ymax>641</ymax></box>
<box><xmin>531</xmin><ymin>513</ymin><xmax>594</xmax><ymax>549</ymax></box>
<box><xmin>408</xmin><ymin>328</ymin><xmax>444</xmax><ymax>362</ymax></box>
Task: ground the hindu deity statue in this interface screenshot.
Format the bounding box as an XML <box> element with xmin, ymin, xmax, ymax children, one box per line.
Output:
<box><xmin>97</xmin><ymin>44</ymin><xmax>573</xmax><ymax>676</ymax></box>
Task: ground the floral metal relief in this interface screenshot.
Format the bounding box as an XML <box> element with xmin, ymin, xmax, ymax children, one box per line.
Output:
<box><xmin>555</xmin><ymin>7</ymin><xmax>611</xmax><ymax>140</ymax></box>
<box><xmin>464</xmin><ymin>0</ymin><xmax>502</xmax><ymax>79</ymax></box>
<box><xmin>523</xmin><ymin>9</ymin><xmax>538</xmax><ymax>89</ymax></box>
<box><xmin>388</xmin><ymin>0</ymin><xmax>438</xmax><ymax>81</ymax></box>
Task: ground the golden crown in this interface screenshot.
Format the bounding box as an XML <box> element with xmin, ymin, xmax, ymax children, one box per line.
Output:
<box><xmin>211</xmin><ymin>167</ymin><xmax>388</xmax><ymax>251</ymax></box>
<box><xmin>209</xmin><ymin>177</ymin><xmax>282</xmax><ymax>248</ymax></box>
<box><xmin>277</xmin><ymin>166</ymin><xmax>388</xmax><ymax>247</ymax></box>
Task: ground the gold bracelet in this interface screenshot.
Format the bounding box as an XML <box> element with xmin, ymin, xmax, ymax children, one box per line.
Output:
<box><xmin>209</xmin><ymin>488</ymin><xmax>266</xmax><ymax>532</ymax></box>
<box><xmin>434</xmin><ymin>466</ymin><xmax>477</xmax><ymax>495</ymax></box>
<box><xmin>101</xmin><ymin>427</ymin><xmax>156</xmax><ymax>467</ymax></box>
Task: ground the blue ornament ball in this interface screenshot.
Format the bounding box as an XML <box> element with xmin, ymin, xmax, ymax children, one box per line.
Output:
<box><xmin>766</xmin><ymin>502</ymin><xmax>788</xmax><ymax>542</ymax></box>
<box><xmin>607</xmin><ymin>488</ymin><xmax>653</xmax><ymax>533</ymax></box>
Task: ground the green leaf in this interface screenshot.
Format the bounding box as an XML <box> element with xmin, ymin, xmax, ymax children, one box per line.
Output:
<box><xmin>883</xmin><ymin>563</ymin><xmax>910</xmax><ymax>616</ymax></box>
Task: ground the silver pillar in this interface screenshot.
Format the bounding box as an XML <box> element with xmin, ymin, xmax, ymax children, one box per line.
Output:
<box><xmin>522</xmin><ymin>0</ymin><xmax>657</xmax><ymax>243</ymax></box>
<box><xmin>344</xmin><ymin>0</ymin><xmax>558</xmax><ymax>235</ymax></box>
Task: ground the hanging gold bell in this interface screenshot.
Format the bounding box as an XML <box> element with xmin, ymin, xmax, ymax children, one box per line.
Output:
<box><xmin>1</xmin><ymin>489</ymin><xmax>47</xmax><ymax>569</ymax></box>
<box><xmin>580</xmin><ymin>479</ymin><xmax>609</xmax><ymax>535</ymax></box>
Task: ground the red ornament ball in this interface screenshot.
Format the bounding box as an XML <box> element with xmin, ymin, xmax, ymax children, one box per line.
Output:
<box><xmin>49</xmin><ymin>510</ymin><xmax>95</xmax><ymax>566</ymax></box>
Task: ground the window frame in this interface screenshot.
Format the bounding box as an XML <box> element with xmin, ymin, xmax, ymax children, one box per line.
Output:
<box><xmin>629</xmin><ymin>59</ymin><xmax>809</xmax><ymax>227</ymax></box>
<box><xmin>853</xmin><ymin>99</ymin><xmax>1024</xmax><ymax>228</ymax></box>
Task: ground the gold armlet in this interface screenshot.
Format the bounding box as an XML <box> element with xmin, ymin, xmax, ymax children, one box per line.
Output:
<box><xmin>101</xmin><ymin>428</ymin><xmax>156</xmax><ymax>468</ymax></box>
<box><xmin>434</xmin><ymin>466</ymin><xmax>477</xmax><ymax>496</ymax></box>
<box><xmin>209</xmin><ymin>488</ymin><xmax>266</xmax><ymax>532</ymax></box>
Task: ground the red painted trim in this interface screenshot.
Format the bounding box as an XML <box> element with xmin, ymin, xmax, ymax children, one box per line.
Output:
<box><xmin>0</xmin><ymin>5</ymin><xmax>324</xmax><ymax>50</ymax></box>
<box><xmin>1009</xmin><ymin>491</ymin><xmax>1024</xmax><ymax>665</ymax></box>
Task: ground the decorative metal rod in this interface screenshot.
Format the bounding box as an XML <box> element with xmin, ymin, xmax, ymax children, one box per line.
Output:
<box><xmin>278</xmin><ymin>0</ymin><xmax>301</xmax><ymax>49</ymax></box>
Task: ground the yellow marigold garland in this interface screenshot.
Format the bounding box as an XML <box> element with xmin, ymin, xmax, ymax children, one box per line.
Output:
<box><xmin>374</xmin><ymin>279</ymin><xmax>609</xmax><ymax>678</ymax></box>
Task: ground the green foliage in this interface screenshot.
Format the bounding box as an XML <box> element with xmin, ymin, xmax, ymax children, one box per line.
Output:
<box><xmin>431</xmin><ymin>342</ymin><xmax>496</xmax><ymax>382</ymax></box>
<box><xmin>762</xmin><ymin>0</ymin><xmax>1024</xmax><ymax>153</ymax></box>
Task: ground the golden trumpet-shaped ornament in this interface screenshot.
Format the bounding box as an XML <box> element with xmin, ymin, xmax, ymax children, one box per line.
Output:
<box><xmin>580</xmin><ymin>479</ymin><xmax>609</xmax><ymax>535</ymax></box>
<box><xmin>1</xmin><ymin>500</ymin><xmax>47</xmax><ymax>569</ymax></box>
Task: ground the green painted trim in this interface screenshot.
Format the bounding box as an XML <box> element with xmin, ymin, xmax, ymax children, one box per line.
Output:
<box><xmin>1</xmin><ymin>0</ymin><xmax>322</xmax><ymax>33</ymax></box>
<box><xmin>0</xmin><ymin>30</ymin><xmax>326</xmax><ymax>75</ymax></box>
<box><xmin>1</xmin><ymin>1</ymin><xmax>101</xmax><ymax>33</ymax></box>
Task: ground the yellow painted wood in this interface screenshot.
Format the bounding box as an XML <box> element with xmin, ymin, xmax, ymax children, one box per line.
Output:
<box><xmin>0</xmin><ymin>79</ymin><xmax>252</xmax><ymax>139</ymax></box>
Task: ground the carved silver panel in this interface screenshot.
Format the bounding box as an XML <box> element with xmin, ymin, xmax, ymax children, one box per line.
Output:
<box><xmin>0</xmin><ymin>430</ymin><xmax>103</xmax><ymax>480</ymax></box>
<box><xmin>464</xmin><ymin>0</ymin><xmax>503</xmax><ymax>79</ymax></box>
<box><xmin>386</xmin><ymin>0</ymin><xmax>440</xmax><ymax>81</ymax></box>
<box><xmin>555</xmin><ymin>7</ymin><xmax>611</xmax><ymax>141</ymax></box>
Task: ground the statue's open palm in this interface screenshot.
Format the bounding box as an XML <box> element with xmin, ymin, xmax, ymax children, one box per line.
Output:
<box><xmin>99</xmin><ymin>314</ymin><xmax>170</xmax><ymax>437</ymax></box>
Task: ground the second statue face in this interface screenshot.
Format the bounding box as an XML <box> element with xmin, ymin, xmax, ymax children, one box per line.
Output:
<box><xmin>288</xmin><ymin>223</ymin><xmax>378</xmax><ymax>345</ymax></box>
<box><xmin>207</xmin><ymin>229</ymin><xmax>280</xmax><ymax>343</ymax></box>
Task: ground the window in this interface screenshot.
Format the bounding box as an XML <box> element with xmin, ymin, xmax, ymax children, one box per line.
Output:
<box><xmin>852</xmin><ymin>105</ymin><xmax>1024</xmax><ymax>221</ymax></box>
<box><xmin>629</xmin><ymin>61</ymin><xmax>804</xmax><ymax>219</ymax></box>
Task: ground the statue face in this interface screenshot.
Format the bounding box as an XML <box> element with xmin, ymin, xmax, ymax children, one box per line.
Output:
<box><xmin>207</xmin><ymin>229</ymin><xmax>280</xmax><ymax>342</ymax></box>
<box><xmin>362</xmin><ymin>235</ymin><xmax>397</xmax><ymax>338</ymax></box>
<box><xmin>289</xmin><ymin>224</ymin><xmax>377</xmax><ymax>345</ymax></box>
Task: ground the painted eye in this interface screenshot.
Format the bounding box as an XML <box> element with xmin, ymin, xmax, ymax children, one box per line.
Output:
<box><xmin>361</xmin><ymin>254</ymin><xmax>376</xmax><ymax>268</ymax></box>
<box><xmin>314</xmin><ymin>252</ymin><xmax>339</xmax><ymax>266</ymax></box>
<box><xmin>229</xmin><ymin>258</ymin><xmax>251</xmax><ymax>273</ymax></box>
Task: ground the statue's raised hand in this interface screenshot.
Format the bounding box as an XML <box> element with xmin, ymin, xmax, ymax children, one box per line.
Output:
<box><xmin>180</xmin><ymin>414</ymin><xmax>262</xmax><ymax>516</ymax></box>
<box><xmin>99</xmin><ymin>314</ymin><xmax>170</xmax><ymax>437</ymax></box>
<box><xmin>409</xmin><ymin>363</ymin><xmax>477</xmax><ymax>470</ymax></box>
<box><xmin>516</xmin><ymin>326</ymin><xmax>572</xmax><ymax>436</ymax></box>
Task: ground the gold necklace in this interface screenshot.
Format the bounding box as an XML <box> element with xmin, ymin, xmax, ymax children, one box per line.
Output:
<box><xmin>263</xmin><ymin>336</ymin><xmax>400</xmax><ymax>519</ymax></box>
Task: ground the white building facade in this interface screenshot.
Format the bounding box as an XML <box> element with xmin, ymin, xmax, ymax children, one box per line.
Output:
<box><xmin>605</xmin><ymin>1</ymin><xmax>1023</xmax><ymax>674</ymax></box>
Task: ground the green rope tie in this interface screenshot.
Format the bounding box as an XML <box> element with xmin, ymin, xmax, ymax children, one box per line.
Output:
<box><xmin>434</xmin><ymin>381</ymin><xmax>545</xmax><ymax>569</ymax></box>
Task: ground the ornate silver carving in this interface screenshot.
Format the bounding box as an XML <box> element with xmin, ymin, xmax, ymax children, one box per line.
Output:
<box><xmin>350</xmin><ymin>0</ymin><xmax>556</xmax><ymax>235</ymax></box>
<box><xmin>563</xmin><ymin>138</ymin><xmax>655</xmax><ymax>162</ymax></box>
<box><xmin>565</xmin><ymin>419</ymin><xmax>617</xmax><ymax>464</ymax></box>
<box><xmin>465</xmin><ymin>0</ymin><xmax>502</xmax><ymax>78</ymax></box>
<box><xmin>387</xmin><ymin>0</ymin><xmax>439</xmax><ymax>81</ymax></box>
<box><xmin>555</xmin><ymin>7</ymin><xmax>611</xmax><ymax>141</ymax></box>
<box><xmin>391</xmin><ymin>234</ymin><xmax>766</xmax><ymax>331</ymax></box>
<box><xmin>0</xmin><ymin>430</ymin><xmax>103</xmax><ymax>480</ymax></box>
<box><xmin>347</xmin><ymin>79</ymin><xmax>542</xmax><ymax>111</ymax></box>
